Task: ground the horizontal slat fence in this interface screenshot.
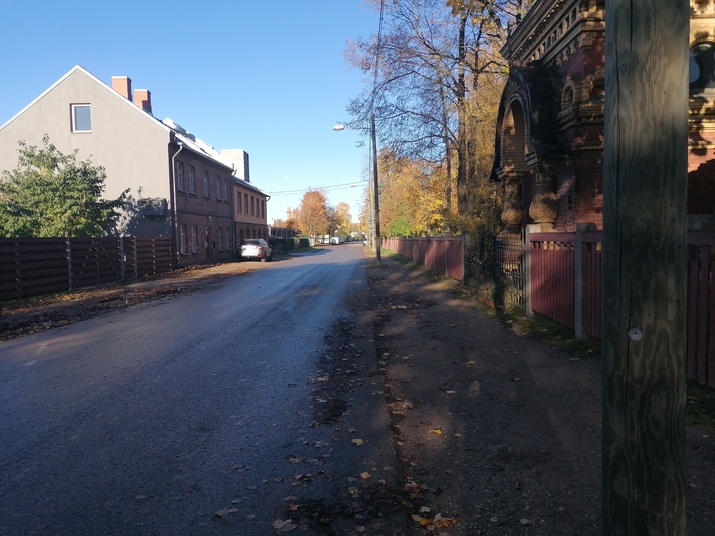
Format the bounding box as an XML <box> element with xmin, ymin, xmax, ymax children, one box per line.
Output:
<box><xmin>0</xmin><ymin>237</ymin><xmax>172</xmax><ymax>301</ymax></box>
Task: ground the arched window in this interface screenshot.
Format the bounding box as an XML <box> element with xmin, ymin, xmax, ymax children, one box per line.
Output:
<box><xmin>690</xmin><ymin>42</ymin><xmax>715</xmax><ymax>93</ymax></box>
<box><xmin>590</xmin><ymin>83</ymin><xmax>605</xmax><ymax>103</ymax></box>
<box><xmin>562</xmin><ymin>86</ymin><xmax>574</xmax><ymax>109</ymax></box>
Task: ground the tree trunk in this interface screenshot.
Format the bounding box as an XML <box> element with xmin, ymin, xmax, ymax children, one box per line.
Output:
<box><xmin>602</xmin><ymin>1</ymin><xmax>688</xmax><ymax>534</ymax></box>
<box><xmin>456</xmin><ymin>10</ymin><xmax>469</xmax><ymax>216</ymax></box>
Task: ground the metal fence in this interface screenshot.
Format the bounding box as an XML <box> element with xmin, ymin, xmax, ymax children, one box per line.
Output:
<box><xmin>0</xmin><ymin>236</ymin><xmax>172</xmax><ymax>300</ymax></box>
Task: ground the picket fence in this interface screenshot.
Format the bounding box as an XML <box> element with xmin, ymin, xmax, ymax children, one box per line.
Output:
<box><xmin>0</xmin><ymin>237</ymin><xmax>173</xmax><ymax>300</ymax></box>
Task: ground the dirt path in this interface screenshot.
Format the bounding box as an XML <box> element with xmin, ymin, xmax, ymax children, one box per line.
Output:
<box><xmin>365</xmin><ymin>258</ymin><xmax>715</xmax><ymax>535</ymax></box>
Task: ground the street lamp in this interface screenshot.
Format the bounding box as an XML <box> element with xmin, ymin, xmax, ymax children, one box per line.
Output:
<box><xmin>333</xmin><ymin>116</ymin><xmax>381</xmax><ymax>266</ymax></box>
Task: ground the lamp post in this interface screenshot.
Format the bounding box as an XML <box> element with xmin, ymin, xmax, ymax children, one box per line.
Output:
<box><xmin>333</xmin><ymin>118</ymin><xmax>381</xmax><ymax>266</ymax></box>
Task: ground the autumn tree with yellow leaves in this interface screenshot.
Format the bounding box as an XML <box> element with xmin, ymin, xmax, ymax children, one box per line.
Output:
<box><xmin>345</xmin><ymin>0</ymin><xmax>527</xmax><ymax>236</ymax></box>
<box><xmin>292</xmin><ymin>190</ymin><xmax>329</xmax><ymax>240</ymax></box>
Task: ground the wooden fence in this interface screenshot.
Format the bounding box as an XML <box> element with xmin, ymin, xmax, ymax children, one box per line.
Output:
<box><xmin>386</xmin><ymin>230</ymin><xmax>715</xmax><ymax>389</ymax></box>
<box><xmin>528</xmin><ymin>229</ymin><xmax>715</xmax><ymax>388</ymax></box>
<box><xmin>382</xmin><ymin>236</ymin><xmax>463</xmax><ymax>281</ymax></box>
<box><xmin>0</xmin><ymin>237</ymin><xmax>172</xmax><ymax>300</ymax></box>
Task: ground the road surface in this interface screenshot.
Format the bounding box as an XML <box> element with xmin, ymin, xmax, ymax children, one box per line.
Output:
<box><xmin>0</xmin><ymin>244</ymin><xmax>398</xmax><ymax>535</ymax></box>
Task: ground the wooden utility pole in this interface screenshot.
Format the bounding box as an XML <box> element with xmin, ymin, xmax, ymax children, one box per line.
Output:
<box><xmin>603</xmin><ymin>1</ymin><xmax>688</xmax><ymax>534</ymax></box>
<box><xmin>370</xmin><ymin>112</ymin><xmax>382</xmax><ymax>266</ymax></box>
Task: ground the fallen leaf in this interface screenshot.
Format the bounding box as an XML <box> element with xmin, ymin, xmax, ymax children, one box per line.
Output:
<box><xmin>445</xmin><ymin>390</ymin><xmax>456</xmax><ymax>395</ymax></box>
<box><xmin>466</xmin><ymin>360</ymin><xmax>476</xmax><ymax>365</ymax></box>
<box><xmin>214</xmin><ymin>507</ymin><xmax>239</xmax><ymax>518</ymax></box>
<box><xmin>359</xmin><ymin>472</ymin><xmax>371</xmax><ymax>480</ymax></box>
<box><xmin>404</xmin><ymin>481</ymin><xmax>428</xmax><ymax>498</ymax></box>
<box><xmin>405</xmin><ymin>481</ymin><xmax>423</xmax><ymax>491</ymax></box>
<box><xmin>272</xmin><ymin>518</ymin><xmax>297</xmax><ymax>532</ymax></box>
<box><xmin>411</xmin><ymin>514</ymin><xmax>432</xmax><ymax>526</ymax></box>
<box><xmin>352</xmin><ymin>438</ymin><xmax>365</xmax><ymax>446</ymax></box>
<box><xmin>432</xmin><ymin>513</ymin><xmax>457</xmax><ymax>527</ymax></box>
<box><xmin>511</xmin><ymin>376</ymin><xmax>522</xmax><ymax>382</ymax></box>
<box><xmin>429</xmin><ymin>428</ymin><xmax>443</xmax><ymax>435</ymax></box>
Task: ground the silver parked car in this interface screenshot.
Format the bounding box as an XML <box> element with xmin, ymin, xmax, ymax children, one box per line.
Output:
<box><xmin>241</xmin><ymin>238</ymin><xmax>273</xmax><ymax>262</ymax></box>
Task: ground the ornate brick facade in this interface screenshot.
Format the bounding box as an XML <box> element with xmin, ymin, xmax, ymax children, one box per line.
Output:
<box><xmin>492</xmin><ymin>0</ymin><xmax>715</xmax><ymax>234</ymax></box>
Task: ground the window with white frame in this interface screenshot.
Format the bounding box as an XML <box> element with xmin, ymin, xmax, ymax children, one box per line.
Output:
<box><xmin>203</xmin><ymin>171</ymin><xmax>210</xmax><ymax>197</ymax></box>
<box><xmin>71</xmin><ymin>104</ymin><xmax>92</xmax><ymax>132</ymax></box>
<box><xmin>176</xmin><ymin>162</ymin><xmax>185</xmax><ymax>191</ymax></box>
<box><xmin>179</xmin><ymin>225</ymin><xmax>187</xmax><ymax>254</ymax></box>
<box><xmin>223</xmin><ymin>179</ymin><xmax>229</xmax><ymax>202</ymax></box>
<box><xmin>216</xmin><ymin>176</ymin><xmax>222</xmax><ymax>200</ymax></box>
<box><xmin>189</xmin><ymin>166</ymin><xmax>196</xmax><ymax>194</ymax></box>
<box><xmin>218</xmin><ymin>226</ymin><xmax>224</xmax><ymax>250</ymax></box>
<box><xmin>191</xmin><ymin>225</ymin><xmax>198</xmax><ymax>253</ymax></box>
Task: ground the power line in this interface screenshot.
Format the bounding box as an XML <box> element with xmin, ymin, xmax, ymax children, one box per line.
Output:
<box><xmin>267</xmin><ymin>180</ymin><xmax>368</xmax><ymax>196</ymax></box>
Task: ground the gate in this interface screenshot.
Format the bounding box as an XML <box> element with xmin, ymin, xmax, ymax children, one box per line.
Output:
<box><xmin>494</xmin><ymin>232</ymin><xmax>526</xmax><ymax>313</ymax></box>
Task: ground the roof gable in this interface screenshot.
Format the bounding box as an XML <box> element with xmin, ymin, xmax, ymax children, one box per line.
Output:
<box><xmin>0</xmin><ymin>65</ymin><xmax>172</xmax><ymax>137</ymax></box>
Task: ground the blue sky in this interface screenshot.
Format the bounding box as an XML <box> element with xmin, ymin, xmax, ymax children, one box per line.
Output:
<box><xmin>0</xmin><ymin>0</ymin><xmax>377</xmax><ymax>224</ymax></box>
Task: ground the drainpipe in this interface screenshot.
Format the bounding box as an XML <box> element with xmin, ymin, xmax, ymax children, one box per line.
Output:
<box><xmin>265</xmin><ymin>194</ymin><xmax>271</xmax><ymax>241</ymax></box>
<box><xmin>170</xmin><ymin>140</ymin><xmax>184</xmax><ymax>268</ymax></box>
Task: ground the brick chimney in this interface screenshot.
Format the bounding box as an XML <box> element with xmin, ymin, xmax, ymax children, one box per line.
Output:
<box><xmin>134</xmin><ymin>89</ymin><xmax>152</xmax><ymax>114</ymax></box>
<box><xmin>111</xmin><ymin>76</ymin><xmax>133</xmax><ymax>101</ymax></box>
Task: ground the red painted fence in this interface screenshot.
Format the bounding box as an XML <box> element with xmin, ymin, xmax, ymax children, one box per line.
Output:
<box><xmin>385</xmin><ymin>231</ymin><xmax>715</xmax><ymax>388</ymax></box>
<box><xmin>529</xmin><ymin>229</ymin><xmax>715</xmax><ymax>388</ymax></box>
<box><xmin>687</xmin><ymin>232</ymin><xmax>715</xmax><ymax>387</ymax></box>
<box><xmin>382</xmin><ymin>236</ymin><xmax>464</xmax><ymax>282</ymax></box>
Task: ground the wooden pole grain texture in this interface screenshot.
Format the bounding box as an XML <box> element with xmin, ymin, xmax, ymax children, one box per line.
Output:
<box><xmin>603</xmin><ymin>1</ymin><xmax>688</xmax><ymax>534</ymax></box>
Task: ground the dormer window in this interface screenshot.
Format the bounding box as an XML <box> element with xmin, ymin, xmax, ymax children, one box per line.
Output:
<box><xmin>71</xmin><ymin>104</ymin><xmax>92</xmax><ymax>132</ymax></box>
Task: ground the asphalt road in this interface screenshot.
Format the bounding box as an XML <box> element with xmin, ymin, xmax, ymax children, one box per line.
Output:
<box><xmin>0</xmin><ymin>244</ymin><xmax>397</xmax><ymax>535</ymax></box>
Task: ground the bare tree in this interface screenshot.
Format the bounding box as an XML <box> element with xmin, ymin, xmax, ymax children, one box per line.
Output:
<box><xmin>345</xmin><ymin>0</ymin><xmax>523</xmax><ymax>223</ymax></box>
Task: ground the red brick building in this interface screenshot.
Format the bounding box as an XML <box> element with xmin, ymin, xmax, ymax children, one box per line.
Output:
<box><xmin>170</xmin><ymin>130</ymin><xmax>235</xmax><ymax>265</ymax></box>
<box><xmin>492</xmin><ymin>0</ymin><xmax>715</xmax><ymax>236</ymax></box>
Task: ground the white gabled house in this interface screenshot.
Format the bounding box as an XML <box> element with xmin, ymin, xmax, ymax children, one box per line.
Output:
<box><xmin>0</xmin><ymin>65</ymin><xmax>259</xmax><ymax>267</ymax></box>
